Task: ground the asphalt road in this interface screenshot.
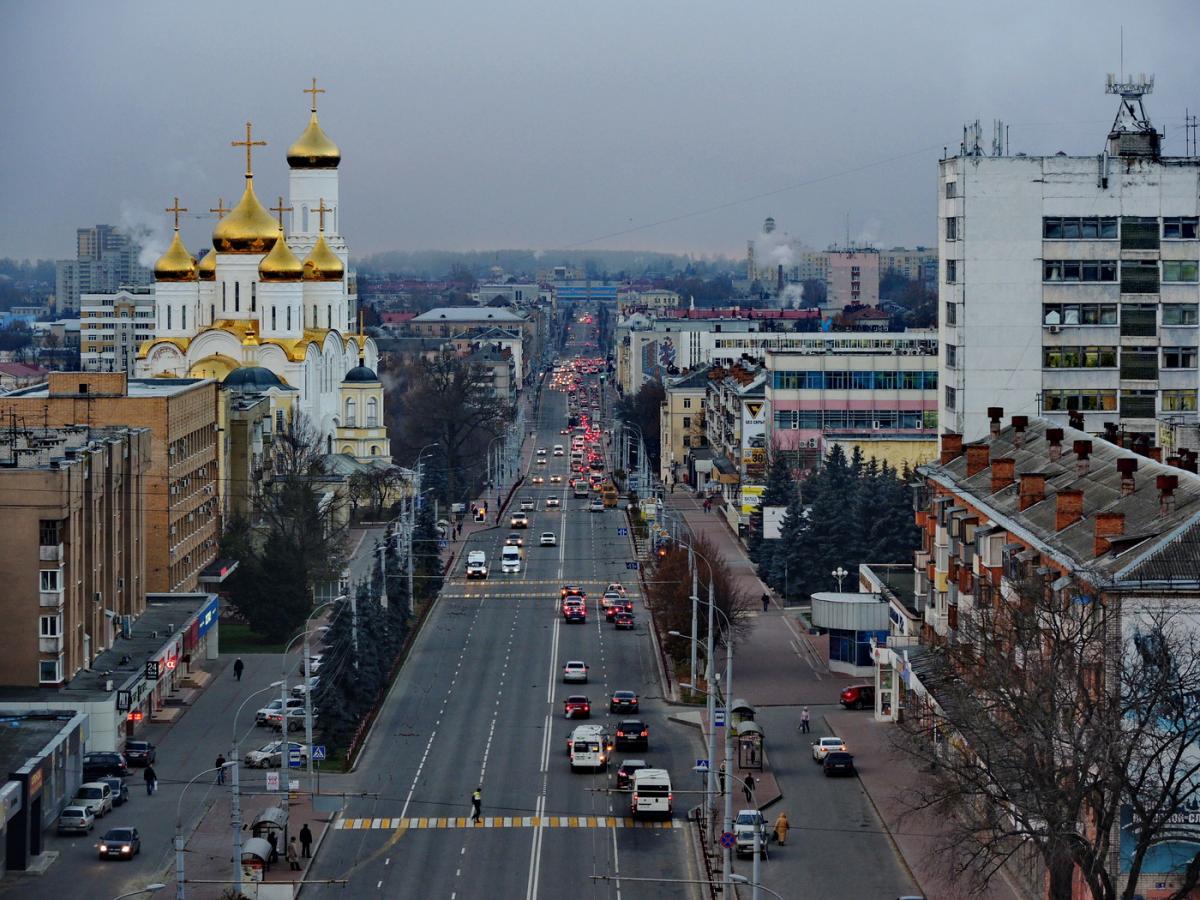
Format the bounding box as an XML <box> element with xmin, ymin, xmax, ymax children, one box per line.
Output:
<box><xmin>304</xmin><ymin>329</ymin><xmax>701</xmax><ymax>899</ymax></box>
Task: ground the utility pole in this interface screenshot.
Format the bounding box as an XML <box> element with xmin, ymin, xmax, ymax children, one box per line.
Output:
<box><xmin>689</xmin><ymin>545</ymin><xmax>698</xmax><ymax>692</ymax></box>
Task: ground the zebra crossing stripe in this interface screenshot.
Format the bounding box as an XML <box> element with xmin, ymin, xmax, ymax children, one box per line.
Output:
<box><xmin>333</xmin><ymin>815</ymin><xmax>677</xmax><ymax>830</ymax></box>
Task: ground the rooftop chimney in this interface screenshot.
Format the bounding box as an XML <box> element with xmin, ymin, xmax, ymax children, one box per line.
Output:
<box><xmin>1046</xmin><ymin>428</ymin><xmax>1065</xmax><ymax>462</ymax></box>
<box><xmin>1068</xmin><ymin>410</ymin><xmax>1086</xmax><ymax>431</ymax></box>
<box><xmin>1073</xmin><ymin>440</ymin><xmax>1093</xmax><ymax>476</ymax></box>
<box><xmin>1157</xmin><ymin>474</ymin><xmax>1179</xmax><ymax>517</ymax></box>
<box><xmin>1116</xmin><ymin>457</ymin><xmax>1138</xmax><ymax>496</ymax></box>
<box><xmin>1094</xmin><ymin>511</ymin><xmax>1126</xmax><ymax>557</ymax></box>
<box><xmin>1055</xmin><ymin>489</ymin><xmax>1085</xmax><ymax>531</ymax></box>
<box><xmin>940</xmin><ymin>433</ymin><xmax>964</xmax><ymax>465</ymax></box>
<box><xmin>1149</xmin><ymin>446</ymin><xmax>1163</xmax><ymax>463</ymax></box>
<box><xmin>991</xmin><ymin>457</ymin><xmax>1016</xmax><ymax>494</ymax></box>
<box><xmin>987</xmin><ymin>407</ymin><xmax>1004</xmax><ymax>438</ymax></box>
<box><xmin>1019</xmin><ymin>473</ymin><xmax>1047</xmax><ymax>510</ymax></box>
<box><xmin>1011</xmin><ymin>416</ymin><xmax>1029</xmax><ymax>448</ymax></box>
<box><xmin>966</xmin><ymin>445</ymin><xmax>991</xmax><ymax>477</ymax></box>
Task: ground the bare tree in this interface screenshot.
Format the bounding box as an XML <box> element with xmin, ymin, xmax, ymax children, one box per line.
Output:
<box><xmin>892</xmin><ymin>577</ymin><xmax>1200</xmax><ymax>900</ymax></box>
<box><xmin>348</xmin><ymin>465</ymin><xmax>406</xmax><ymax>519</ymax></box>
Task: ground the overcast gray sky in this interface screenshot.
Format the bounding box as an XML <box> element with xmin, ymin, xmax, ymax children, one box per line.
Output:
<box><xmin>2</xmin><ymin>0</ymin><xmax>1197</xmax><ymax>264</ymax></box>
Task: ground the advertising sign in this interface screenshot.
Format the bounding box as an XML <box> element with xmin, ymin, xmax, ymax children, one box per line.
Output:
<box><xmin>762</xmin><ymin>505</ymin><xmax>788</xmax><ymax>540</ymax></box>
<box><xmin>196</xmin><ymin>595</ymin><xmax>220</xmax><ymax>637</ymax></box>
<box><xmin>740</xmin><ymin>485</ymin><xmax>765</xmax><ymax>516</ymax></box>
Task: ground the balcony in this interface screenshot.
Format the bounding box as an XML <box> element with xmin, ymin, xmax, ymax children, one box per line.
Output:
<box><xmin>39</xmin><ymin>636</ymin><xmax>63</xmax><ymax>654</ymax></box>
<box><xmin>39</xmin><ymin>543</ymin><xmax>63</xmax><ymax>562</ymax></box>
<box><xmin>39</xmin><ymin>589</ymin><xmax>63</xmax><ymax>608</ymax></box>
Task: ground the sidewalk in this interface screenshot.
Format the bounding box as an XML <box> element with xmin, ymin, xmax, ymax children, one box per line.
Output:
<box><xmin>661</xmin><ymin>494</ymin><xmax>1027</xmax><ymax>900</ymax></box>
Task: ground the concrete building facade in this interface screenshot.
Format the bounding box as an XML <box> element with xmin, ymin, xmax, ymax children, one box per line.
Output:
<box><xmin>80</xmin><ymin>287</ymin><xmax>156</xmax><ymax>374</ymax></box>
<box><xmin>828</xmin><ymin>248</ymin><xmax>881</xmax><ymax>308</ymax></box>
<box><xmin>55</xmin><ymin>225</ymin><xmax>151</xmax><ymax>315</ymax></box>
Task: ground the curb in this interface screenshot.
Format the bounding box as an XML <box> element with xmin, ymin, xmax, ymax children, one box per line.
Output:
<box><xmin>294</xmin><ymin>804</ymin><xmax>335</xmax><ymax>898</ymax></box>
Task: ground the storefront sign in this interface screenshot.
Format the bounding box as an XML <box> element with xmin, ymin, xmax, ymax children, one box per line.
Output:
<box><xmin>196</xmin><ymin>595</ymin><xmax>220</xmax><ymax>637</ymax></box>
<box><xmin>27</xmin><ymin>769</ymin><xmax>42</xmax><ymax>798</ymax></box>
<box><xmin>740</xmin><ymin>485</ymin><xmax>765</xmax><ymax>516</ymax></box>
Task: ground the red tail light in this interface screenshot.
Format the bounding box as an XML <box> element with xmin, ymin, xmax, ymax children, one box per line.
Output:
<box><xmin>632</xmin><ymin>792</ymin><xmax>638</xmax><ymax>803</ymax></box>
<box><xmin>668</xmin><ymin>793</ymin><xmax>674</xmax><ymax>803</ymax></box>
<box><xmin>640</xmin><ymin>730</ymin><xmax>648</xmax><ymax>737</ymax></box>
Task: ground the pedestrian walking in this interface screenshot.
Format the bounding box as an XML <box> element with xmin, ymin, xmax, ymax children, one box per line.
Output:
<box><xmin>215</xmin><ymin>754</ymin><xmax>226</xmax><ymax>784</ymax></box>
<box><xmin>233</xmin><ymin>657</ymin><xmax>244</xmax><ymax>681</ymax></box>
<box><xmin>761</xmin><ymin>592</ymin><xmax>770</xmax><ymax>612</ymax></box>
<box><xmin>800</xmin><ymin>707</ymin><xmax>811</xmax><ymax>734</ymax></box>
<box><xmin>471</xmin><ymin>787</ymin><xmax>482</xmax><ymax>823</ymax></box>
<box><xmin>287</xmin><ymin>836</ymin><xmax>301</xmax><ymax>871</ymax></box>
<box><xmin>299</xmin><ymin>823</ymin><xmax>313</xmax><ymax>858</ymax></box>
<box><xmin>267</xmin><ymin>831</ymin><xmax>279</xmax><ymax>864</ymax></box>
<box><xmin>143</xmin><ymin>765</ymin><xmax>157</xmax><ymax>796</ymax></box>
<box><xmin>774</xmin><ymin>812</ymin><xmax>790</xmax><ymax>845</ymax></box>
<box><xmin>743</xmin><ymin>772</ymin><xmax>756</xmax><ymax>805</ymax></box>
<box><xmin>717</xmin><ymin>760</ymin><xmax>726</xmax><ymax>793</ymax></box>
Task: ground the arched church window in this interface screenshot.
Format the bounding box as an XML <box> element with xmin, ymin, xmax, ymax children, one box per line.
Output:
<box><xmin>287</xmin><ymin>307</ymin><xmax>292</xmax><ymax>330</ymax></box>
<box><xmin>222</xmin><ymin>283</ymin><xmax>226</xmax><ymax>311</ymax></box>
<box><xmin>303</xmin><ymin>206</ymin><xmax>309</xmax><ymax>232</ymax></box>
<box><xmin>345</xmin><ymin>397</ymin><xmax>356</xmax><ymax>426</ymax></box>
<box><xmin>234</xmin><ymin>282</ymin><xmax>240</xmax><ymax>313</ymax></box>
<box><xmin>271</xmin><ymin>307</ymin><xmax>277</xmax><ymax>330</ymax></box>
<box><xmin>251</xmin><ymin>282</ymin><xmax>256</xmax><ymax>312</ymax></box>
<box><xmin>367</xmin><ymin>397</ymin><xmax>378</xmax><ymax>428</ymax></box>
<box><xmin>167</xmin><ymin>307</ymin><xmax>172</xmax><ymax>330</ymax></box>
<box><xmin>182</xmin><ymin>307</ymin><xmax>187</xmax><ymax>330</ymax></box>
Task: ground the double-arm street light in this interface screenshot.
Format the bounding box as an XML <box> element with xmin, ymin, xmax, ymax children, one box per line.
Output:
<box><xmin>176</xmin><ymin>761</ymin><xmax>237</xmax><ymax>900</ymax></box>
<box><xmin>228</xmin><ymin>680</ymin><xmax>284</xmax><ymax>898</ymax></box>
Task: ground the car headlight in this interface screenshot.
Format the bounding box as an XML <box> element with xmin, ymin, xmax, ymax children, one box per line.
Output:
<box><xmin>122</xmin><ymin>845</ymin><xmax>131</xmax><ymax>852</ymax></box>
<box><xmin>99</xmin><ymin>844</ymin><xmax>108</xmax><ymax>852</ymax></box>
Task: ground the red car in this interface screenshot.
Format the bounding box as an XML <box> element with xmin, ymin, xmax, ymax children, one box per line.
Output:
<box><xmin>564</xmin><ymin>696</ymin><xmax>591</xmax><ymax>718</ymax></box>
<box><xmin>839</xmin><ymin>684</ymin><xmax>875</xmax><ymax>710</ymax></box>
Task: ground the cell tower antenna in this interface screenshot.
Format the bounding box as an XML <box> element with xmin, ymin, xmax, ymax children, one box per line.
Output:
<box><xmin>1105</xmin><ymin>71</ymin><xmax>1158</xmax><ymax>157</ymax></box>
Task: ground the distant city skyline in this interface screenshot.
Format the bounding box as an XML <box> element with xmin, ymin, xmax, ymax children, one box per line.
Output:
<box><xmin>2</xmin><ymin>1</ymin><xmax>1197</xmax><ymax>262</ymax></box>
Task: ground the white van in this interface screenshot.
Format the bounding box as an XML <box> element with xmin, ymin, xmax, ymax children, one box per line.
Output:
<box><xmin>630</xmin><ymin>768</ymin><xmax>672</xmax><ymax>818</ymax></box>
<box><xmin>501</xmin><ymin>545</ymin><xmax>521</xmax><ymax>574</ymax></box>
<box><xmin>466</xmin><ymin>550</ymin><xmax>488</xmax><ymax>579</ymax></box>
<box><xmin>569</xmin><ymin>725</ymin><xmax>610</xmax><ymax>772</ymax></box>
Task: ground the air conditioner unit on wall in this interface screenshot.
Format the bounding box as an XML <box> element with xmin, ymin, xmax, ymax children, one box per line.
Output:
<box><xmin>1047</xmin><ymin>325</ymin><xmax>1062</xmax><ymax>334</ymax></box>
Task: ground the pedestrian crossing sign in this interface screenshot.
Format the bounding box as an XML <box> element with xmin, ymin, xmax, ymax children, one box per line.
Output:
<box><xmin>312</xmin><ymin>745</ymin><xmax>327</xmax><ymax>761</ymax></box>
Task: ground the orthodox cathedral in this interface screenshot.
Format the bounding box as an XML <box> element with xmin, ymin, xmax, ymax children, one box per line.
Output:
<box><xmin>137</xmin><ymin>81</ymin><xmax>389</xmax><ymax>462</ymax></box>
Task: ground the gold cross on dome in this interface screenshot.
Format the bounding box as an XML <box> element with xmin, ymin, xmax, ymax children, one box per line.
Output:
<box><xmin>304</xmin><ymin>77</ymin><xmax>325</xmax><ymax>113</ymax></box>
<box><xmin>165</xmin><ymin>196</ymin><xmax>187</xmax><ymax>230</ymax></box>
<box><xmin>315</xmin><ymin>198</ymin><xmax>331</xmax><ymax>232</ymax></box>
<box><xmin>209</xmin><ymin>198</ymin><xmax>230</xmax><ymax>220</ymax></box>
<box><xmin>270</xmin><ymin>196</ymin><xmax>293</xmax><ymax>229</ymax></box>
<box><xmin>231</xmin><ymin>121</ymin><xmax>267</xmax><ymax>177</ymax></box>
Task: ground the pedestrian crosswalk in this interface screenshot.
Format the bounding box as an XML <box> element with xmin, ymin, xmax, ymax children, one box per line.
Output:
<box><xmin>335</xmin><ymin>815</ymin><xmax>677</xmax><ymax>830</ymax></box>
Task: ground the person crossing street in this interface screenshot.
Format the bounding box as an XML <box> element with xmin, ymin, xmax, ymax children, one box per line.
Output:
<box><xmin>471</xmin><ymin>787</ymin><xmax>482</xmax><ymax>823</ymax></box>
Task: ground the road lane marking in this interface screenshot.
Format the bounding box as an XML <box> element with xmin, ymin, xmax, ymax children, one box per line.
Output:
<box><xmin>336</xmin><ymin>816</ymin><xmax>678</xmax><ymax>830</ymax></box>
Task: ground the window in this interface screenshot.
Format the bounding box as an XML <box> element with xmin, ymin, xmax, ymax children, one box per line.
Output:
<box><xmin>945</xmin><ymin>386</ymin><xmax>956</xmax><ymax>409</ymax></box>
<box><xmin>1043</xmin><ymin>216</ymin><xmax>1118</xmax><ymax>240</ymax></box>
<box><xmin>945</xmin><ymin>259</ymin><xmax>957</xmax><ymax>283</ymax></box>
<box><xmin>682</xmin><ymin>416</ymin><xmax>691</xmax><ymax>429</ymax></box>
<box><xmin>182</xmin><ymin>307</ymin><xmax>186</xmax><ymax>330</ymax></box>
<box><xmin>39</xmin><ymin>658</ymin><xmax>62</xmax><ymax>684</ymax></box>
<box><xmin>1163</xmin><ymin>347</ymin><xmax>1198</xmax><ymax>369</ymax></box>
<box><xmin>210</xmin><ymin>304</ymin><xmax>215</xmax><ymax>324</ymax></box>
<box><xmin>1121</xmin><ymin>303</ymin><xmax>1158</xmax><ymax>337</ymax></box>
<box><xmin>945</xmin><ymin>217</ymin><xmax>958</xmax><ymax>241</ymax></box>
<box><xmin>945</xmin><ymin>302</ymin><xmax>957</xmax><ymax>325</ymax></box>
<box><xmin>945</xmin><ymin>181</ymin><xmax>957</xmax><ymax>199</ymax></box>
<box><xmin>1162</xmin><ymin>260</ymin><xmax>1200</xmax><ymax>283</ymax></box>
<box><xmin>234</xmin><ymin>281</ymin><xmax>240</xmax><ymax>312</ymax></box>
<box><xmin>1163</xmin><ymin>304</ymin><xmax>1200</xmax><ymax>326</ymax></box>
<box><xmin>1163</xmin><ymin>217</ymin><xmax>1199</xmax><ymax>240</ymax></box>
<box><xmin>1043</xmin><ymin>346</ymin><xmax>1117</xmax><ymax>368</ymax></box>
<box><xmin>328</xmin><ymin>305</ymin><xmax>332</xmax><ymax>329</ymax></box>
<box><xmin>167</xmin><ymin>307</ymin><xmax>172</xmax><ymax>330</ymax></box>
<box><xmin>251</xmin><ymin>282</ymin><xmax>256</xmax><ymax>312</ymax></box>
<box><xmin>1043</xmin><ymin>303</ymin><xmax>1119</xmax><ymax>326</ymax></box>
<box><xmin>1122</xmin><ymin>216</ymin><xmax>1160</xmax><ymax>251</ymax></box>
<box><xmin>1163</xmin><ymin>389</ymin><xmax>1198</xmax><ymax>412</ymax></box>
<box><xmin>1120</xmin><ymin>389</ymin><xmax>1157</xmax><ymax>418</ymax></box>
<box><xmin>1043</xmin><ymin>260</ymin><xmax>1117</xmax><ymax>282</ymax></box>
<box><xmin>287</xmin><ymin>306</ymin><xmax>292</xmax><ymax>330</ymax></box>
<box><xmin>367</xmin><ymin>398</ymin><xmax>378</xmax><ymax>427</ymax></box>
<box><xmin>271</xmin><ymin>307</ymin><xmax>277</xmax><ymax>330</ymax></box>
<box><xmin>40</xmin><ymin>570</ymin><xmax>61</xmax><ymax>592</ymax></box>
<box><xmin>39</xmin><ymin>520</ymin><xmax>61</xmax><ymax>546</ymax></box>
<box><xmin>39</xmin><ymin>615</ymin><xmax>60</xmax><ymax>638</ymax></box>
<box><xmin>946</xmin><ymin>344</ymin><xmax>957</xmax><ymax>368</ymax></box>
<box><xmin>345</xmin><ymin>397</ymin><xmax>356</xmax><ymax>426</ymax></box>
<box><xmin>1043</xmin><ymin>389</ymin><xmax>1118</xmax><ymax>412</ymax></box>
<box><xmin>1120</xmin><ymin>349</ymin><xmax>1159</xmax><ymax>380</ymax></box>
<box><xmin>683</xmin><ymin>398</ymin><xmax>691</xmax><ymax>409</ymax></box>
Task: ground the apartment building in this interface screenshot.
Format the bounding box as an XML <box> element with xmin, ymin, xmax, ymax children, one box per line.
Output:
<box><xmin>0</xmin><ymin>425</ymin><xmax>150</xmax><ymax>686</ymax></box>
<box><xmin>878</xmin><ymin>246</ymin><xmax>938</xmax><ymax>286</ymax></box>
<box><xmin>703</xmin><ymin>362</ymin><xmax>766</xmax><ymax>524</ymax></box>
<box><xmin>1</xmin><ymin>373</ymin><xmax>220</xmax><ymax>593</ymax></box>
<box><xmin>55</xmin><ymin>225</ymin><xmax>151</xmax><ymax>315</ymax></box>
<box><xmin>660</xmin><ymin>367</ymin><xmax>711</xmax><ymax>484</ymax></box>
<box><xmin>80</xmin><ymin>287</ymin><xmax>156</xmax><ymax>374</ymax></box>
<box><xmin>764</xmin><ymin>331</ymin><xmax>940</xmax><ymax>472</ymax></box>
<box><xmin>828</xmin><ymin>249</ymin><xmax>880</xmax><ymax>308</ymax></box>
<box><xmin>939</xmin><ymin>79</ymin><xmax>1200</xmax><ymax>441</ymax></box>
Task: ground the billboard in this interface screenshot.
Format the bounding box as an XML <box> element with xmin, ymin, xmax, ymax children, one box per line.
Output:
<box><xmin>762</xmin><ymin>505</ymin><xmax>788</xmax><ymax>539</ymax></box>
<box><xmin>740</xmin><ymin>485</ymin><xmax>765</xmax><ymax>516</ymax></box>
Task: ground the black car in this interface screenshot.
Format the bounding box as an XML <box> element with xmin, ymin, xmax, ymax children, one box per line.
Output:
<box><xmin>609</xmin><ymin>691</ymin><xmax>639</xmax><ymax>713</ymax></box>
<box><xmin>823</xmin><ymin>751</ymin><xmax>856</xmax><ymax>777</ymax></box>
<box><xmin>615</xmin><ymin>759</ymin><xmax>648</xmax><ymax>790</ymax></box>
<box><xmin>613</xmin><ymin>611</ymin><xmax>635</xmax><ymax>630</ymax></box>
<box><xmin>123</xmin><ymin>740</ymin><xmax>156</xmax><ymax>766</ymax></box>
<box><xmin>97</xmin><ymin>826</ymin><xmax>141</xmax><ymax>860</ymax></box>
<box><xmin>97</xmin><ymin>777</ymin><xmax>129</xmax><ymax>807</ymax></box>
<box><xmin>614</xmin><ymin>719</ymin><xmax>648</xmax><ymax>749</ymax></box>
<box><xmin>83</xmin><ymin>752</ymin><xmax>129</xmax><ymax>780</ymax></box>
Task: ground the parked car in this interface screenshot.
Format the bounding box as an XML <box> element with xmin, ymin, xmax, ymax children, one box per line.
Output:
<box><xmin>609</xmin><ymin>690</ymin><xmax>639</xmax><ymax>713</ymax></box>
<box><xmin>244</xmin><ymin>741</ymin><xmax>310</xmax><ymax>769</ymax></box>
<box><xmin>57</xmin><ymin>806</ymin><xmax>94</xmax><ymax>835</ymax></box>
<box><xmin>97</xmin><ymin>826</ymin><xmax>141</xmax><ymax>860</ymax></box>
<box><xmin>73</xmin><ymin>782</ymin><xmax>113</xmax><ymax>819</ymax></box>
<box><xmin>292</xmin><ymin>676</ymin><xmax>320</xmax><ymax>698</ymax></box>
<box><xmin>839</xmin><ymin>684</ymin><xmax>875</xmax><ymax>710</ymax></box>
<box><xmin>123</xmin><ymin>740</ymin><xmax>155</xmax><ymax>766</ymax></box>
<box><xmin>812</xmin><ymin>736</ymin><xmax>848</xmax><ymax>762</ymax></box>
<box><xmin>564</xmin><ymin>695</ymin><xmax>591</xmax><ymax>719</ymax></box>
<box><xmin>257</xmin><ymin>698</ymin><xmax>305</xmax><ymax>725</ymax></box>
<box><xmin>823</xmin><ymin>751</ymin><xmax>856</xmax><ymax>777</ymax></box>
<box><xmin>615</xmin><ymin>759</ymin><xmax>648</xmax><ymax>790</ymax></box>
<box><xmin>82</xmin><ymin>752</ymin><xmax>128</xmax><ymax>780</ymax></box>
<box><xmin>97</xmin><ymin>777</ymin><xmax>129</xmax><ymax>807</ymax></box>
<box><xmin>268</xmin><ymin>708</ymin><xmax>315</xmax><ymax>733</ymax></box>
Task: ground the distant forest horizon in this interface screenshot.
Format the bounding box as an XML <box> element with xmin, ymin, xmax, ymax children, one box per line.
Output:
<box><xmin>355</xmin><ymin>248</ymin><xmax>737</xmax><ymax>280</ymax></box>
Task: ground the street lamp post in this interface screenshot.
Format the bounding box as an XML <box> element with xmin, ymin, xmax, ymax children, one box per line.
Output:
<box><xmin>176</xmin><ymin>763</ymin><xmax>236</xmax><ymax>900</ymax></box>
<box><xmin>303</xmin><ymin>598</ymin><xmax>345</xmax><ymax>789</ymax></box>
<box><xmin>832</xmin><ymin>565</ymin><xmax>849</xmax><ymax>592</ymax></box>
<box><xmin>229</xmin><ymin>680</ymin><xmax>284</xmax><ymax>899</ymax></box>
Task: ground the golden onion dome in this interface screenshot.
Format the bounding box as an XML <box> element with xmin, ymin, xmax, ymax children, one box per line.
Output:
<box><xmin>287</xmin><ymin>111</ymin><xmax>341</xmax><ymax>169</ymax></box>
<box><xmin>259</xmin><ymin>227</ymin><xmax>304</xmax><ymax>281</ymax></box>
<box><xmin>154</xmin><ymin>230</ymin><xmax>198</xmax><ymax>282</ymax></box>
<box><xmin>212</xmin><ymin>178</ymin><xmax>279</xmax><ymax>254</ymax></box>
<box><xmin>197</xmin><ymin>249</ymin><xmax>217</xmax><ymax>281</ymax></box>
<box><xmin>302</xmin><ymin>234</ymin><xmax>344</xmax><ymax>281</ymax></box>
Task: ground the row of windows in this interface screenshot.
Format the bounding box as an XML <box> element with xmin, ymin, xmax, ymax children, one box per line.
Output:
<box><xmin>1043</xmin><ymin>260</ymin><xmax>1118</xmax><ymax>282</ymax></box>
<box><xmin>1040</xmin><ymin>389</ymin><xmax>1198</xmax><ymax>413</ymax></box>
<box><xmin>1042</xmin><ymin>216</ymin><xmax>1198</xmax><ymax>240</ymax></box>
<box><xmin>1043</xmin><ymin>346</ymin><xmax>1118</xmax><ymax>368</ymax></box>
<box><xmin>1043</xmin><ymin>303</ymin><xmax>1200</xmax><ymax>327</ymax></box>
<box><xmin>771</xmin><ymin>370</ymin><xmax>938</xmax><ymax>391</ymax></box>
<box><xmin>343</xmin><ymin>396</ymin><xmax>379</xmax><ymax>428</ymax></box>
<box><xmin>1042</xmin><ymin>260</ymin><xmax>1198</xmax><ymax>283</ymax></box>
<box><xmin>772</xmin><ymin>410</ymin><xmax>933</xmax><ymax>430</ymax></box>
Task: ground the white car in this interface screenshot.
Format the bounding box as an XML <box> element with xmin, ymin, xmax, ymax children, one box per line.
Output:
<box><xmin>73</xmin><ymin>782</ymin><xmax>113</xmax><ymax>819</ymax></box>
<box><xmin>505</xmin><ymin>533</ymin><xmax>524</xmax><ymax>547</ymax></box>
<box><xmin>605</xmin><ymin>583</ymin><xmax>626</xmax><ymax>597</ymax></box>
<box><xmin>292</xmin><ymin>676</ymin><xmax>320</xmax><ymax>698</ymax></box>
<box><xmin>812</xmin><ymin>736</ymin><xmax>847</xmax><ymax>762</ymax></box>
<box><xmin>553</xmin><ymin>446</ymin><xmax>564</xmax><ymax>456</ymax></box>
<box><xmin>532</xmin><ymin>474</ymin><xmax>545</xmax><ymax>484</ymax></box>
<box><xmin>562</xmin><ymin>660</ymin><xmax>589</xmax><ymax>683</ymax></box>
<box><xmin>546</xmin><ymin>496</ymin><xmax>560</xmax><ymax>508</ymax></box>
<box><xmin>520</xmin><ymin>498</ymin><xmax>536</xmax><ymax>511</ymax></box>
<box><xmin>257</xmin><ymin>697</ymin><xmax>306</xmax><ymax>725</ymax></box>
<box><xmin>510</xmin><ymin>512</ymin><xmax>529</xmax><ymax>528</ymax></box>
<box><xmin>244</xmin><ymin>741</ymin><xmax>310</xmax><ymax>769</ymax></box>
<box><xmin>540</xmin><ymin>532</ymin><xmax>558</xmax><ymax>547</ymax></box>
<box><xmin>550</xmin><ymin>474</ymin><xmax>563</xmax><ymax>484</ymax></box>
<box><xmin>734</xmin><ymin>809</ymin><xmax>769</xmax><ymax>857</ymax></box>
<box><xmin>57</xmin><ymin>805</ymin><xmax>95</xmax><ymax>835</ymax></box>
<box><xmin>536</xmin><ymin>448</ymin><xmax>547</xmax><ymax>457</ymax></box>
<box><xmin>589</xmin><ymin>498</ymin><xmax>604</xmax><ymax>512</ymax></box>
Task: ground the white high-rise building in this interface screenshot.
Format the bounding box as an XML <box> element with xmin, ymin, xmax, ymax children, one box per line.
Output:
<box><xmin>940</xmin><ymin>77</ymin><xmax>1200</xmax><ymax>441</ymax></box>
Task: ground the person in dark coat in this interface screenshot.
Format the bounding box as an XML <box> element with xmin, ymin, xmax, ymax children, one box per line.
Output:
<box><xmin>266</xmin><ymin>831</ymin><xmax>279</xmax><ymax>865</ymax></box>
<box><xmin>143</xmin><ymin>765</ymin><xmax>157</xmax><ymax>795</ymax></box>
<box><xmin>233</xmin><ymin>658</ymin><xmax>244</xmax><ymax>681</ymax></box>
<box><xmin>299</xmin><ymin>823</ymin><xmax>313</xmax><ymax>858</ymax></box>
<box><xmin>743</xmin><ymin>772</ymin><xmax>756</xmax><ymax>804</ymax></box>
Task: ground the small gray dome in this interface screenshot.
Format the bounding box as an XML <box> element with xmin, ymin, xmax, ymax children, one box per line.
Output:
<box><xmin>222</xmin><ymin>366</ymin><xmax>284</xmax><ymax>390</ymax></box>
<box><xmin>343</xmin><ymin>365</ymin><xmax>379</xmax><ymax>383</ymax></box>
